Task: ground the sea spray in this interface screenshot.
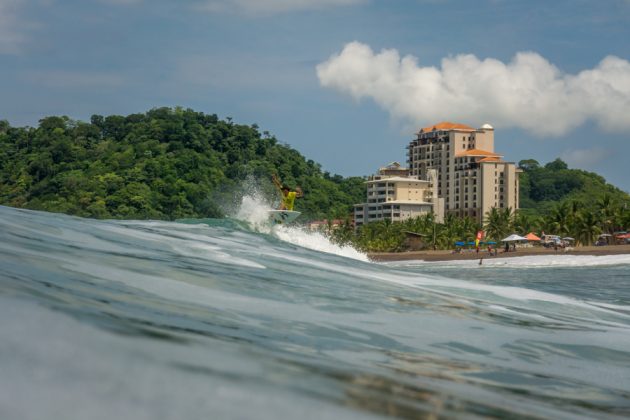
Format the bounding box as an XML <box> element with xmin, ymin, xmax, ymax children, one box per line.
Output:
<box><xmin>271</xmin><ymin>225</ymin><xmax>368</xmax><ymax>262</ymax></box>
<box><xmin>231</xmin><ymin>182</ymin><xmax>367</xmax><ymax>261</ymax></box>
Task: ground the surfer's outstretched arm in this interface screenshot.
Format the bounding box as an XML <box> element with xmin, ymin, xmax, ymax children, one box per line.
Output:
<box><xmin>271</xmin><ymin>174</ymin><xmax>283</xmax><ymax>192</ymax></box>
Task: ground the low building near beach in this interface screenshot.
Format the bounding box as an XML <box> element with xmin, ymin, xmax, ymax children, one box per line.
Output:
<box><xmin>307</xmin><ymin>219</ymin><xmax>344</xmax><ymax>232</ymax></box>
<box><xmin>353</xmin><ymin>162</ymin><xmax>444</xmax><ymax>229</ymax></box>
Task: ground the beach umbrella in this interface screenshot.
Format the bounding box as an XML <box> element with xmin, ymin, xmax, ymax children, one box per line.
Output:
<box><xmin>501</xmin><ymin>234</ymin><xmax>527</xmax><ymax>242</ymax></box>
<box><xmin>485</xmin><ymin>241</ymin><xmax>497</xmax><ymax>245</ymax></box>
<box><xmin>562</xmin><ymin>237</ymin><xmax>575</xmax><ymax>241</ymax></box>
<box><xmin>467</xmin><ymin>241</ymin><xmax>476</xmax><ymax>246</ymax></box>
<box><xmin>524</xmin><ymin>232</ymin><xmax>541</xmax><ymax>241</ymax></box>
<box><xmin>454</xmin><ymin>241</ymin><xmax>465</xmax><ymax>246</ymax></box>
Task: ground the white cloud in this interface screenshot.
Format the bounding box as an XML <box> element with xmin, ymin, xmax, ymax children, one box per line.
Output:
<box><xmin>561</xmin><ymin>147</ymin><xmax>612</xmax><ymax>168</ymax></box>
<box><xmin>0</xmin><ymin>0</ymin><xmax>26</xmax><ymax>53</ymax></box>
<box><xmin>316</xmin><ymin>41</ymin><xmax>630</xmax><ymax>136</ymax></box>
<box><xmin>195</xmin><ymin>0</ymin><xmax>365</xmax><ymax>15</ymax></box>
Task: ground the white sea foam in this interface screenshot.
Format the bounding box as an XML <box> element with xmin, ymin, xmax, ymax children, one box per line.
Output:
<box><xmin>236</xmin><ymin>194</ymin><xmax>274</xmax><ymax>233</ymax></box>
<box><xmin>271</xmin><ymin>225</ymin><xmax>368</xmax><ymax>262</ymax></box>
<box><xmin>386</xmin><ymin>254</ymin><xmax>630</xmax><ymax>268</ymax></box>
<box><xmin>232</xmin><ymin>187</ymin><xmax>367</xmax><ymax>262</ymax></box>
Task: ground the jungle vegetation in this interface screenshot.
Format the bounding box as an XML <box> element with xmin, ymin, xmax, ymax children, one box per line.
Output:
<box><xmin>1</xmin><ymin>108</ymin><xmax>628</xmax><ymax>251</ymax></box>
<box><xmin>0</xmin><ymin>108</ymin><xmax>365</xmax><ymax>220</ymax></box>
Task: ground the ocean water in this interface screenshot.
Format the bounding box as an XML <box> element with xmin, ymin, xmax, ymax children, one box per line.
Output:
<box><xmin>1</xmin><ymin>203</ymin><xmax>630</xmax><ymax>420</ymax></box>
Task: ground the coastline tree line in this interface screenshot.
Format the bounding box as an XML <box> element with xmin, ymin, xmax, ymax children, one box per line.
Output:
<box><xmin>1</xmin><ymin>108</ymin><xmax>628</xmax><ymax>251</ymax></box>
<box><xmin>330</xmin><ymin>160</ymin><xmax>630</xmax><ymax>251</ymax></box>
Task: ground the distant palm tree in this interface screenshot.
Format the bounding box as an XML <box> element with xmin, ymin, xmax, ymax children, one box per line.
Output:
<box><xmin>513</xmin><ymin>212</ymin><xmax>541</xmax><ymax>235</ymax></box>
<box><xmin>596</xmin><ymin>194</ymin><xmax>619</xmax><ymax>235</ymax></box>
<box><xmin>575</xmin><ymin>211</ymin><xmax>602</xmax><ymax>246</ymax></box>
<box><xmin>484</xmin><ymin>207</ymin><xmax>513</xmax><ymax>240</ymax></box>
<box><xmin>544</xmin><ymin>202</ymin><xmax>571</xmax><ymax>237</ymax></box>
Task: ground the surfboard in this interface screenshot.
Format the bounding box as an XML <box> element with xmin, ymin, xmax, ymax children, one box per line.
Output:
<box><xmin>268</xmin><ymin>210</ymin><xmax>301</xmax><ymax>224</ymax></box>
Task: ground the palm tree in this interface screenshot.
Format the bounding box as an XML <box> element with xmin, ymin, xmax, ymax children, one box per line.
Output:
<box><xmin>574</xmin><ymin>210</ymin><xmax>602</xmax><ymax>246</ymax></box>
<box><xmin>513</xmin><ymin>211</ymin><xmax>542</xmax><ymax>235</ymax></box>
<box><xmin>596</xmin><ymin>195</ymin><xmax>619</xmax><ymax>236</ymax></box>
<box><xmin>544</xmin><ymin>202</ymin><xmax>571</xmax><ymax>237</ymax></box>
<box><xmin>484</xmin><ymin>207</ymin><xmax>513</xmax><ymax>240</ymax></box>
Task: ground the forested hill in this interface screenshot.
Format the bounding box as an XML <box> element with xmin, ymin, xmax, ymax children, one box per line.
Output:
<box><xmin>0</xmin><ymin>108</ymin><xmax>365</xmax><ymax>220</ymax></box>
<box><xmin>518</xmin><ymin>158</ymin><xmax>630</xmax><ymax>215</ymax></box>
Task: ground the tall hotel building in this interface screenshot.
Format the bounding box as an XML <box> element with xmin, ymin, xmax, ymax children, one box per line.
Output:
<box><xmin>407</xmin><ymin>122</ymin><xmax>520</xmax><ymax>223</ymax></box>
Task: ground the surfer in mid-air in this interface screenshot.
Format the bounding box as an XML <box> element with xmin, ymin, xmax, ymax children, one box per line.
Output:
<box><xmin>272</xmin><ymin>174</ymin><xmax>303</xmax><ymax>211</ymax></box>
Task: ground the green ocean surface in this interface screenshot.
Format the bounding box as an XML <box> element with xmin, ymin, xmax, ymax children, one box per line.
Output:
<box><xmin>1</xmin><ymin>204</ymin><xmax>630</xmax><ymax>419</ymax></box>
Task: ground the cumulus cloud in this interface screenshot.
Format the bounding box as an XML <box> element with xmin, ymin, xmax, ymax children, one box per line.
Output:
<box><xmin>316</xmin><ymin>42</ymin><xmax>630</xmax><ymax>136</ymax></box>
<box><xmin>0</xmin><ymin>0</ymin><xmax>26</xmax><ymax>53</ymax></box>
<box><xmin>195</xmin><ymin>0</ymin><xmax>365</xmax><ymax>15</ymax></box>
<box><xmin>561</xmin><ymin>147</ymin><xmax>613</xmax><ymax>168</ymax></box>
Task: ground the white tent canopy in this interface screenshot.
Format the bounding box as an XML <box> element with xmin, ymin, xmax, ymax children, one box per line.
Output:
<box><xmin>501</xmin><ymin>234</ymin><xmax>527</xmax><ymax>242</ymax></box>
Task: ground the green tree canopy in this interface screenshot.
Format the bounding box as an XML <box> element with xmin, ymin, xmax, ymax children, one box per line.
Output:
<box><xmin>0</xmin><ymin>108</ymin><xmax>365</xmax><ymax>221</ymax></box>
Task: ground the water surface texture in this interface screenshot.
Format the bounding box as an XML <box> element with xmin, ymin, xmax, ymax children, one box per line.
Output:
<box><xmin>1</xmin><ymin>205</ymin><xmax>630</xmax><ymax>419</ymax></box>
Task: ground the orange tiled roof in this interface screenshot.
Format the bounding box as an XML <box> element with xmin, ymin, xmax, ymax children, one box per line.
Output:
<box><xmin>476</xmin><ymin>157</ymin><xmax>503</xmax><ymax>163</ymax></box>
<box><xmin>420</xmin><ymin>122</ymin><xmax>475</xmax><ymax>133</ymax></box>
<box><xmin>455</xmin><ymin>149</ymin><xmax>502</xmax><ymax>157</ymax></box>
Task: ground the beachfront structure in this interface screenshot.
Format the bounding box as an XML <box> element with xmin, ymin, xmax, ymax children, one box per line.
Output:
<box><xmin>407</xmin><ymin>122</ymin><xmax>520</xmax><ymax>223</ymax></box>
<box><xmin>353</xmin><ymin>163</ymin><xmax>444</xmax><ymax>228</ymax></box>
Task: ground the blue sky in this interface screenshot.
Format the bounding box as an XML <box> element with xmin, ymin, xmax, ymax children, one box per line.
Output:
<box><xmin>1</xmin><ymin>0</ymin><xmax>629</xmax><ymax>191</ymax></box>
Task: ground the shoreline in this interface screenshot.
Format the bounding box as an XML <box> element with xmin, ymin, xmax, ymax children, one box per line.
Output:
<box><xmin>368</xmin><ymin>244</ymin><xmax>630</xmax><ymax>262</ymax></box>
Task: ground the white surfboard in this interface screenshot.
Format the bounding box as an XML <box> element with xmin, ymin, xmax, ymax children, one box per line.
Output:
<box><xmin>268</xmin><ymin>210</ymin><xmax>301</xmax><ymax>224</ymax></box>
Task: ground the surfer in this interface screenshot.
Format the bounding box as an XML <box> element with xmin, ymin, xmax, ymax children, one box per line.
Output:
<box><xmin>272</xmin><ymin>174</ymin><xmax>303</xmax><ymax>211</ymax></box>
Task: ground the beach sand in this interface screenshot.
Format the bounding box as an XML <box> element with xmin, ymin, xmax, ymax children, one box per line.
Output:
<box><xmin>368</xmin><ymin>244</ymin><xmax>630</xmax><ymax>262</ymax></box>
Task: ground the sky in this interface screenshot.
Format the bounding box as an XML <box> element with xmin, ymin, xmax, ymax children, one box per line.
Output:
<box><xmin>1</xmin><ymin>0</ymin><xmax>629</xmax><ymax>191</ymax></box>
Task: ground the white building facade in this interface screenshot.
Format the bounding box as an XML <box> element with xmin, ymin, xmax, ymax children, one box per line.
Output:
<box><xmin>353</xmin><ymin>163</ymin><xmax>443</xmax><ymax>228</ymax></box>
